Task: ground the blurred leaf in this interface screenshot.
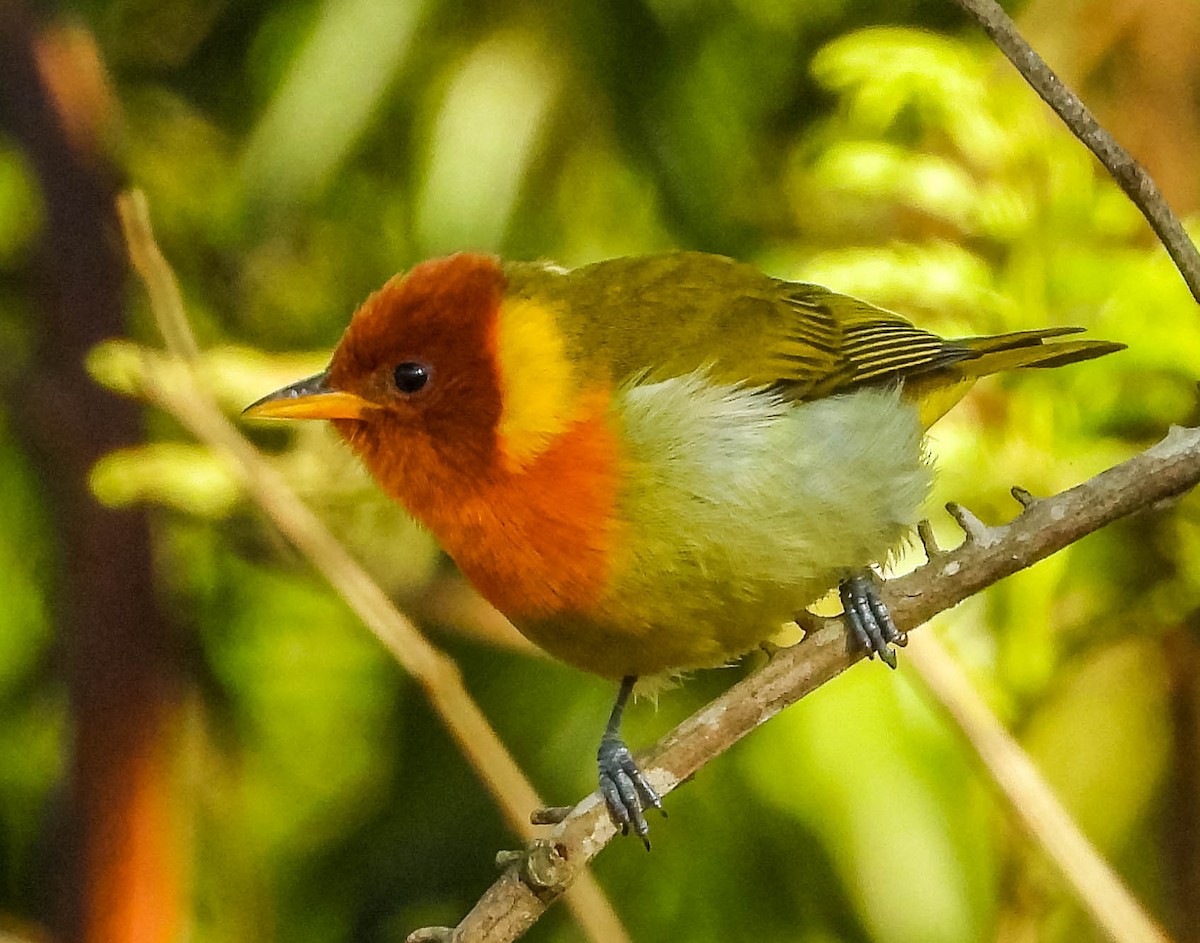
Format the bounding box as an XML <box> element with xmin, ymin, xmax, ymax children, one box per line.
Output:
<box><xmin>743</xmin><ymin>666</ymin><xmax>994</xmax><ymax>943</ymax></box>
<box><xmin>0</xmin><ymin>147</ymin><xmax>40</xmax><ymax>264</ymax></box>
<box><xmin>90</xmin><ymin>442</ymin><xmax>241</xmax><ymax>517</ymax></box>
<box><xmin>416</xmin><ymin>32</ymin><xmax>560</xmax><ymax>253</ymax></box>
<box><xmin>1022</xmin><ymin>639</ymin><xmax>1170</xmax><ymax>853</ymax></box>
<box><xmin>240</xmin><ymin>0</ymin><xmax>426</xmax><ymax>205</ymax></box>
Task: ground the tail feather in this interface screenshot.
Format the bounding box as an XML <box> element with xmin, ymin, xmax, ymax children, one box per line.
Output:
<box><xmin>955</xmin><ymin>329</ymin><xmax>1125</xmax><ymax>378</ymax></box>
<box><xmin>908</xmin><ymin>327</ymin><xmax>1124</xmax><ymax>428</ymax></box>
<box><xmin>956</xmin><ymin>326</ymin><xmax>1083</xmax><ymax>352</ymax></box>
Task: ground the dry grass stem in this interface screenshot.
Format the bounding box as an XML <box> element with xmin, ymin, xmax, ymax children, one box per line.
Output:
<box><xmin>906</xmin><ymin>633</ymin><xmax>1171</xmax><ymax>943</ymax></box>
<box><xmin>437</xmin><ymin>425</ymin><xmax>1200</xmax><ymax>942</ymax></box>
<box><xmin>115</xmin><ymin>190</ymin><xmax>630</xmax><ymax>943</ymax></box>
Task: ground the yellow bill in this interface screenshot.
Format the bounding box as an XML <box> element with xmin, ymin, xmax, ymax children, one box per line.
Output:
<box><xmin>243</xmin><ymin>371</ymin><xmax>372</xmax><ymax>421</ymax></box>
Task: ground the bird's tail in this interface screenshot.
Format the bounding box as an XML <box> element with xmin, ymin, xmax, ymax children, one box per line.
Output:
<box><xmin>910</xmin><ymin>327</ymin><xmax>1125</xmax><ymax>427</ymax></box>
<box><xmin>954</xmin><ymin>326</ymin><xmax>1125</xmax><ymax>374</ymax></box>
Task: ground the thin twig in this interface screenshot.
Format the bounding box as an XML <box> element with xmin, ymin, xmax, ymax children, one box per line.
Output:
<box><xmin>949</xmin><ymin>0</ymin><xmax>1200</xmax><ymax>303</ymax></box>
<box><xmin>118</xmin><ymin>11</ymin><xmax>1200</xmax><ymax>934</ymax></box>
<box><xmin>120</xmin><ymin>190</ymin><xmax>199</xmax><ymax>363</ymax></box>
<box><xmin>905</xmin><ymin>633</ymin><xmax>1171</xmax><ymax>943</ymax></box>
<box><xmin>440</xmin><ymin>424</ymin><xmax>1200</xmax><ymax>943</ymax></box>
<box><xmin>115</xmin><ymin>192</ymin><xmax>631</xmax><ymax>943</ymax></box>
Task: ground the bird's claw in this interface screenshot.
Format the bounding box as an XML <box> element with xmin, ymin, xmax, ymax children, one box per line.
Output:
<box><xmin>597</xmin><ymin>736</ymin><xmax>664</xmax><ymax>850</ymax></box>
<box><xmin>839</xmin><ymin>573</ymin><xmax>905</xmax><ymax>669</ymax></box>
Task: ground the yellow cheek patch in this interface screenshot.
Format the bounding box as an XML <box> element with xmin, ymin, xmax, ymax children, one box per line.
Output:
<box><xmin>494</xmin><ymin>297</ymin><xmax>582</xmax><ymax>468</ymax></box>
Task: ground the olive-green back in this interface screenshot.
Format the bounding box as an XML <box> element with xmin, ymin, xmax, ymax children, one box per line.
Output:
<box><xmin>503</xmin><ymin>252</ymin><xmax>1123</xmax><ymax>424</ymax></box>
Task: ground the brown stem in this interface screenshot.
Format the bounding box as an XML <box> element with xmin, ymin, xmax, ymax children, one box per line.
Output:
<box><xmin>0</xmin><ymin>8</ymin><xmax>181</xmax><ymax>943</ymax></box>
<box><xmin>434</xmin><ymin>425</ymin><xmax>1200</xmax><ymax>943</ymax></box>
<box><xmin>949</xmin><ymin>0</ymin><xmax>1200</xmax><ymax>303</ymax></box>
<box><xmin>116</xmin><ymin>192</ymin><xmax>632</xmax><ymax>943</ymax></box>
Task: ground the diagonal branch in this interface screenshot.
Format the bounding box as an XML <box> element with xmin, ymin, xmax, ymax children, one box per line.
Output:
<box><xmin>949</xmin><ymin>0</ymin><xmax>1200</xmax><ymax>303</ymax></box>
<box><xmin>434</xmin><ymin>426</ymin><xmax>1199</xmax><ymax>943</ymax></box>
<box><xmin>114</xmin><ymin>192</ymin><xmax>631</xmax><ymax>943</ymax></box>
<box><xmin>121</xmin><ymin>5</ymin><xmax>1200</xmax><ymax>938</ymax></box>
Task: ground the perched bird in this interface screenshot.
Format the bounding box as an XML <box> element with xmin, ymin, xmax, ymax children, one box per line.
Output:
<box><xmin>246</xmin><ymin>251</ymin><xmax>1122</xmax><ymax>845</ymax></box>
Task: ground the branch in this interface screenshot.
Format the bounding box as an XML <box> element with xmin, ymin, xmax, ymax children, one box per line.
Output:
<box><xmin>434</xmin><ymin>426</ymin><xmax>1199</xmax><ymax>943</ymax></box>
<box><xmin>114</xmin><ymin>192</ymin><xmax>631</xmax><ymax>943</ymax></box>
<box><xmin>120</xmin><ymin>7</ymin><xmax>1200</xmax><ymax>938</ymax></box>
<box><xmin>949</xmin><ymin>0</ymin><xmax>1200</xmax><ymax>304</ymax></box>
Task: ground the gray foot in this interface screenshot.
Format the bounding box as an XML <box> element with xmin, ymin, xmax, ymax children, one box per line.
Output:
<box><xmin>839</xmin><ymin>573</ymin><xmax>906</xmax><ymax>669</ymax></box>
<box><xmin>597</xmin><ymin>736</ymin><xmax>664</xmax><ymax>850</ymax></box>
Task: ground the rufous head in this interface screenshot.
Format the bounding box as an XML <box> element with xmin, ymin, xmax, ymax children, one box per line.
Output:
<box><xmin>245</xmin><ymin>253</ymin><xmax>508</xmax><ymax>483</ymax></box>
<box><xmin>245</xmin><ymin>252</ymin><xmax>619</xmax><ymax>622</ymax></box>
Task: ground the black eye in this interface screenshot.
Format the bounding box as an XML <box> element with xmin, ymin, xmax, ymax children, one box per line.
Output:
<box><xmin>393</xmin><ymin>361</ymin><xmax>431</xmax><ymax>394</ymax></box>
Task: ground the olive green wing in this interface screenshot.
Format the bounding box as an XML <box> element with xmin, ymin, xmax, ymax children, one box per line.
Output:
<box><xmin>762</xmin><ymin>280</ymin><xmax>1123</xmax><ymax>427</ymax></box>
<box><xmin>768</xmin><ymin>282</ymin><xmax>975</xmax><ymax>398</ymax></box>
<box><xmin>516</xmin><ymin>252</ymin><xmax>976</xmax><ymax>394</ymax></box>
<box><xmin>506</xmin><ymin>252</ymin><xmax>1121</xmax><ymax>404</ymax></box>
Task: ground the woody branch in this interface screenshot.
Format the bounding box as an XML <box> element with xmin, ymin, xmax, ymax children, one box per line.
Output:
<box><xmin>428</xmin><ymin>425</ymin><xmax>1196</xmax><ymax>943</ymax></box>
<box><xmin>949</xmin><ymin>0</ymin><xmax>1200</xmax><ymax>301</ymax></box>
<box><xmin>414</xmin><ymin>3</ymin><xmax>1200</xmax><ymax>942</ymax></box>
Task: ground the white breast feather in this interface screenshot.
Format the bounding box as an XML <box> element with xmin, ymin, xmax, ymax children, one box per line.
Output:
<box><xmin>606</xmin><ymin>371</ymin><xmax>930</xmax><ymax>666</ymax></box>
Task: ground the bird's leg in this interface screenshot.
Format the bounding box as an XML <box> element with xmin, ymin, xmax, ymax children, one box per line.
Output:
<box><xmin>597</xmin><ymin>675</ymin><xmax>664</xmax><ymax>849</ymax></box>
<box><xmin>839</xmin><ymin>571</ymin><xmax>906</xmax><ymax>669</ymax></box>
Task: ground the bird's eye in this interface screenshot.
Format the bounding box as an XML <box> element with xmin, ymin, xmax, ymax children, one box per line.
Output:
<box><xmin>393</xmin><ymin>361</ymin><xmax>431</xmax><ymax>394</ymax></box>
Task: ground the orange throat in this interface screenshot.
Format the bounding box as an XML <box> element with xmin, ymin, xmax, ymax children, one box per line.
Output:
<box><xmin>360</xmin><ymin>392</ymin><xmax>621</xmax><ymax>622</ymax></box>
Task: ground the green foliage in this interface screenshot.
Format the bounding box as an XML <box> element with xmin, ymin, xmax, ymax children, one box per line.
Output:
<box><xmin>1</xmin><ymin>4</ymin><xmax>1195</xmax><ymax>942</ymax></box>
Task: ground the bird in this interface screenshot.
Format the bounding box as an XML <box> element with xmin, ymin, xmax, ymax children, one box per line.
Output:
<box><xmin>245</xmin><ymin>250</ymin><xmax>1123</xmax><ymax>846</ymax></box>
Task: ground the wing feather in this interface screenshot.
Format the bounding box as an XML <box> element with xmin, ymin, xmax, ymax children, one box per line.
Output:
<box><xmin>503</xmin><ymin>254</ymin><xmax>1120</xmax><ymax>408</ymax></box>
<box><xmin>778</xmin><ymin>284</ymin><xmax>974</xmax><ymax>397</ymax></box>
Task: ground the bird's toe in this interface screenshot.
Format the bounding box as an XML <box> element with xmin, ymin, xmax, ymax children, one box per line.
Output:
<box><xmin>598</xmin><ymin>737</ymin><xmax>663</xmax><ymax>850</ymax></box>
<box><xmin>839</xmin><ymin>573</ymin><xmax>904</xmax><ymax>669</ymax></box>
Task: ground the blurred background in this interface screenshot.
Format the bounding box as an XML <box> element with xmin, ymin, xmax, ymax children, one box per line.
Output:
<box><xmin>1</xmin><ymin>0</ymin><xmax>1199</xmax><ymax>941</ymax></box>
